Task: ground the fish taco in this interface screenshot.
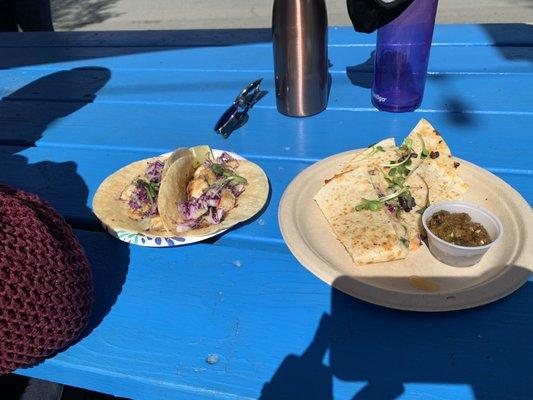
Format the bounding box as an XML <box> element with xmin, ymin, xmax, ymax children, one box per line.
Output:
<box><xmin>158</xmin><ymin>149</ymin><xmax>269</xmax><ymax>236</ymax></box>
<box><xmin>92</xmin><ymin>148</ymin><xmax>190</xmax><ymax>237</ymax></box>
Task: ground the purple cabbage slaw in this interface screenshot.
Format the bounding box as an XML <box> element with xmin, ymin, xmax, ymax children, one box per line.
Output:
<box><xmin>128</xmin><ymin>159</ymin><xmax>165</xmax><ymax>217</ymax></box>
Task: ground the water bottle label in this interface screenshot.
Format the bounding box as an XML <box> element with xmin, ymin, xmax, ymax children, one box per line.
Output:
<box><xmin>373</xmin><ymin>93</ymin><xmax>387</xmax><ymax>103</ymax></box>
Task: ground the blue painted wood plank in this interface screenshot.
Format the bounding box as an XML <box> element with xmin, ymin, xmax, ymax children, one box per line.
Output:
<box><xmin>0</xmin><ymin>25</ymin><xmax>531</xmax><ymax>48</ymax></box>
<box><xmin>2</xmin><ymin>45</ymin><xmax>531</xmax><ymax>74</ymax></box>
<box><xmin>2</xmin><ymin>70</ymin><xmax>532</xmax><ymax>114</ymax></box>
<box><xmin>13</xmin><ymin>229</ymin><xmax>533</xmax><ymax>400</ymax></box>
<box><xmin>1</xmin><ymin>100</ymin><xmax>532</xmax><ymax>172</ymax></box>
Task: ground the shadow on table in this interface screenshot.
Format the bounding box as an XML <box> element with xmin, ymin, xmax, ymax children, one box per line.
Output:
<box><xmin>482</xmin><ymin>23</ymin><xmax>533</xmax><ymax>62</ymax></box>
<box><xmin>0</xmin><ymin>67</ymin><xmax>130</xmax><ymax>343</ymax></box>
<box><xmin>346</xmin><ymin>51</ymin><xmax>374</xmax><ymax>89</ymax></box>
<box><xmin>260</xmin><ymin>270</ymin><xmax>532</xmax><ymax>400</ymax></box>
<box><xmin>0</xmin><ymin>28</ymin><xmax>272</xmax><ymax>70</ymax></box>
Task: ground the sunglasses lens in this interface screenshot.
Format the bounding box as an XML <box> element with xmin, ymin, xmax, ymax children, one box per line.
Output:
<box><xmin>214</xmin><ymin>104</ymin><xmax>238</xmax><ymax>134</ymax></box>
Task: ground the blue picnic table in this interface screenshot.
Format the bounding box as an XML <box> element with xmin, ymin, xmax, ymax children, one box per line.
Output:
<box><xmin>1</xmin><ymin>24</ymin><xmax>532</xmax><ymax>399</ymax></box>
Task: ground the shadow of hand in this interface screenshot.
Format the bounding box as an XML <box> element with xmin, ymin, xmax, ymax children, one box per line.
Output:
<box><xmin>259</xmin><ymin>314</ymin><xmax>333</xmax><ymax>400</ymax></box>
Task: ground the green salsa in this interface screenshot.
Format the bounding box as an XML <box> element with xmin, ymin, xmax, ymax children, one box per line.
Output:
<box><xmin>426</xmin><ymin>211</ymin><xmax>492</xmax><ymax>247</ymax></box>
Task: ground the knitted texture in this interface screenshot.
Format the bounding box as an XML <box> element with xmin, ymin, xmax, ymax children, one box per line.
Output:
<box><xmin>0</xmin><ymin>185</ymin><xmax>93</xmax><ymax>374</ymax></box>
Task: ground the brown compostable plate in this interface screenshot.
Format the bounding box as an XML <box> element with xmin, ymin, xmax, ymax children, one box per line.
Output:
<box><xmin>279</xmin><ymin>150</ymin><xmax>533</xmax><ymax>311</ymax></box>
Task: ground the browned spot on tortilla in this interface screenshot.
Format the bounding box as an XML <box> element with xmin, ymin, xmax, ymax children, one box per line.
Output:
<box><xmin>454</xmin><ymin>161</ymin><xmax>461</xmax><ymax>169</ymax></box>
<box><xmin>325</xmin><ymin>169</ymin><xmax>353</xmax><ymax>184</ymax></box>
<box><xmin>433</xmin><ymin>129</ymin><xmax>441</xmax><ymax>136</ymax></box>
<box><xmin>409</xmin><ymin>276</ymin><xmax>439</xmax><ymax>292</ymax></box>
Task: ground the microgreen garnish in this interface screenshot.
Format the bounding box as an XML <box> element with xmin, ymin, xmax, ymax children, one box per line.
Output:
<box><xmin>355</xmin><ymin>199</ymin><xmax>383</xmax><ymax>212</ymax></box>
<box><xmin>381</xmin><ymin>156</ymin><xmax>412</xmax><ymax>169</ymax></box>
<box><xmin>416</xmin><ymin>173</ymin><xmax>430</xmax><ymax>214</ymax></box>
<box><xmin>417</xmin><ymin>133</ymin><xmax>429</xmax><ymax>159</ymax></box>
<box><xmin>384</xmin><ymin>175</ymin><xmax>406</xmax><ymax>188</ymax></box>
<box><xmin>354</xmin><ymin>187</ymin><xmax>409</xmax><ymax>212</ymax></box>
<box><xmin>367</xmin><ymin>142</ymin><xmax>386</xmax><ymax>151</ymax></box>
<box><xmin>388</xmin><ymin>161</ymin><xmax>411</xmax><ymax>177</ymax></box>
<box><xmin>399</xmin><ymin>138</ymin><xmax>413</xmax><ymax>153</ymax></box>
<box><xmin>360</xmin><ymin>144</ymin><xmax>386</xmax><ymax>161</ymax></box>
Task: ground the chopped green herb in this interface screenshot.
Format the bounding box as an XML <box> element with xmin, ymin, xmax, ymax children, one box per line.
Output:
<box><xmin>400</xmin><ymin>238</ymin><xmax>410</xmax><ymax>247</ymax></box>
<box><xmin>210</xmin><ymin>163</ymin><xmax>225</xmax><ymax>175</ymax></box>
<box><xmin>137</xmin><ymin>179</ymin><xmax>159</xmax><ymax>203</ymax></box>
<box><xmin>210</xmin><ymin>163</ymin><xmax>248</xmax><ymax>184</ymax></box>
<box><xmin>228</xmin><ymin>175</ymin><xmax>248</xmax><ymax>185</ymax></box>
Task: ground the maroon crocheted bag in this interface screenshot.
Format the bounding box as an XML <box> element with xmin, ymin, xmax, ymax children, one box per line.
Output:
<box><xmin>0</xmin><ymin>185</ymin><xmax>93</xmax><ymax>374</ymax></box>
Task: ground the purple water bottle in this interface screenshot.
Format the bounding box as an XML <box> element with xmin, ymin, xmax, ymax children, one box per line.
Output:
<box><xmin>371</xmin><ymin>0</ymin><xmax>439</xmax><ymax>112</ymax></box>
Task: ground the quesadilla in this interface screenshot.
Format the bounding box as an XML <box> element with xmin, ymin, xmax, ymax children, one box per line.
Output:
<box><xmin>314</xmin><ymin>119</ymin><xmax>468</xmax><ymax>265</ymax></box>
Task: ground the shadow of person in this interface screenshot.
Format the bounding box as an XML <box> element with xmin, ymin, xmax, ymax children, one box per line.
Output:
<box><xmin>0</xmin><ymin>67</ymin><xmax>130</xmax><ymax>340</ymax></box>
<box><xmin>346</xmin><ymin>51</ymin><xmax>375</xmax><ymax>89</ymax></box>
<box><xmin>259</xmin><ymin>314</ymin><xmax>333</xmax><ymax>400</ymax></box>
<box><xmin>482</xmin><ymin>23</ymin><xmax>533</xmax><ymax>62</ymax></box>
<box><xmin>262</xmin><ymin>270</ymin><xmax>532</xmax><ymax>400</ymax></box>
<box><xmin>329</xmin><ymin>274</ymin><xmax>533</xmax><ymax>400</ymax></box>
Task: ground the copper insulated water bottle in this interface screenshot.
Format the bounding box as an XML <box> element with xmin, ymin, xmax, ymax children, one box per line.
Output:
<box><xmin>272</xmin><ymin>0</ymin><xmax>329</xmax><ymax>117</ymax></box>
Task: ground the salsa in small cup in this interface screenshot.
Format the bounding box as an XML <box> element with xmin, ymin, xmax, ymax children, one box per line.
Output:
<box><xmin>422</xmin><ymin>201</ymin><xmax>503</xmax><ymax>267</ymax></box>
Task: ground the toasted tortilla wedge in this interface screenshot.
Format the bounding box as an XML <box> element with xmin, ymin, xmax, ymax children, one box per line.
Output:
<box><xmin>402</xmin><ymin>118</ymin><xmax>455</xmax><ymax>174</ymax></box>
<box><xmin>314</xmin><ymin>164</ymin><xmax>409</xmax><ymax>265</ymax></box>
<box><xmin>401</xmin><ymin>120</ymin><xmax>469</xmax><ymax>247</ymax></box>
